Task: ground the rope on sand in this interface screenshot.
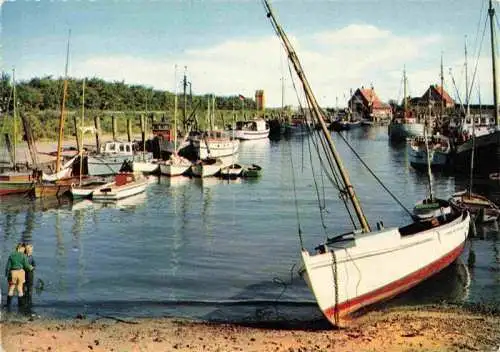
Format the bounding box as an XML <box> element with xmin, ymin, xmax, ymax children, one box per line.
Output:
<box><xmin>94</xmin><ymin>313</ymin><xmax>139</xmax><ymax>325</ymax></box>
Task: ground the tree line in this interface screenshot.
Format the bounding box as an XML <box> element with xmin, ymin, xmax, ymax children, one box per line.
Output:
<box><xmin>0</xmin><ymin>73</ymin><xmax>258</xmax><ymax>140</ymax></box>
<box><xmin>0</xmin><ymin>73</ymin><xmax>257</xmax><ymax>113</ymax></box>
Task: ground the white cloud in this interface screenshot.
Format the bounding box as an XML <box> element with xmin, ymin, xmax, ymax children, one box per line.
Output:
<box><xmin>65</xmin><ymin>24</ymin><xmax>494</xmax><ymax>107</ymax></box>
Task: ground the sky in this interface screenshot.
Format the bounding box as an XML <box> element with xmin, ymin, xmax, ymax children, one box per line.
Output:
<box><xmin>1</xmin><ymin>0</ymin><xmax>499</xmax><ymax>108</ymax></box>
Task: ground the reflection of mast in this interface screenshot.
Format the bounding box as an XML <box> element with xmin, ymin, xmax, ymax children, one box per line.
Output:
<box><xmin>21</xmin><ymin>203</ymin><xmax>36</xmax><ymax>244</ymax></box>
<box><xmin>71</xmin><ymin>207</ymin><xmax>86</xmax><ymax>290</ymax></box>
<box><xmin>55</xmin><ymin>211</ymin><xmax>67</xmax><ymax>291</ymax></box>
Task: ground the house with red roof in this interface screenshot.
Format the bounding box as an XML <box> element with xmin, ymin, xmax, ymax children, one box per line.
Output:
<box><xmin>347</xmin><ymin>87</ymin><xmax>392</xmax><ymax>122</ymax></box>
<box><xmin>420</xmin><ymin>85</ymin><xmax>454</xmax><ymax>108</ymax></box>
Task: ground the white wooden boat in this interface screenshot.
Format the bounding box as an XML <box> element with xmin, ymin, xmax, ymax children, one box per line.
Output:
<box><xmin>233</xmin><ymin>119</ymin><xmax>270</xmax><ymax>140</ymax></box>
<box><xmin>220</xmin><ymin>163</ymin><xmax>243</xmax><ymax>179</ymax></box>
<box><xmin>92</xmin><ymin>172</ymin><xmax>148</xmax><ymax>201</ymax></box>
<box><xmin>190</xmin><ymin>158</ymin><xmax>223</xmax><ymax>178</ymax></box>
<box><xmin>263</xmin><ymin>0</ymin><xmax>471</xmax><ymax>327</ymax></box>
<box><xmin>70</xmin><ymin>178</ymin><xmax>114</xmax><ymax>199</ymax></box>
<box><xmin>190</xmin><ymin>131</ymin><xmax>240</xmax><ymax>159</ymax></box>
<box><xmin>133</xmin><ymin>159</ymin><xmax>160</xmax><ymax>174</ymax></box>
<box><xmin>159</xmin><ymin>154</ymin><xmax>192</xmax><ymax>177</ymax></box>
<box><xmin>413</xmin><ymin>197</ymin><xmax>453</xmax><ymax>220</ymax></box>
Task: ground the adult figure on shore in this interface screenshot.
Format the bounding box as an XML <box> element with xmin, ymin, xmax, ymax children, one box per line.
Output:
<box><xmin>23</xmin><ymin>243</ymin><xmax>36</xmax><ymax>311</ymax></box>
<box><xmin>4</xmin><ymin>243</ymin><xmax>33</xmax><ymax>310</ymax></box>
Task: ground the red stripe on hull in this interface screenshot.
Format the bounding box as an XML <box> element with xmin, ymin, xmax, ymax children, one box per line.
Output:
<box><xmin>324</xmin><ymin>242</ymin><xmax>465</xmax><ymax>324</ymax></box>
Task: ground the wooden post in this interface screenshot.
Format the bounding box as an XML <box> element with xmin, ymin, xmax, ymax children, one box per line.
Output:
<box><xmin>127</xmin><ymin>117</ymin><xmax>132</xmax><ymax>142</ymax></box>
<box><xmin>73</xmin><ymin>115</ymin><xmax>80</xmax><ymax>153</ymax></box>
<box><xmin>112</xmin><ymin>115</ymin><xmax>117</xmax><ymax>141</ymax></box>
<box><xmin>140</xmin><ymin>114</ymin><xmax>145</xmax><ymax>147</ymax></box>
<box><xmin>94</xmin><ymin>115</ymin><xmax>101</xmax><ymax>152</ymax></box>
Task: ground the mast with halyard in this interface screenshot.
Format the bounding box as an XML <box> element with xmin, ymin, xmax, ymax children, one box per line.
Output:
<box><xmin>262</xmin><ymin>0</ymin><xmax>470</xmax><ymax>327</ymax></box>
<box><xmin>261</xmin><ymin>0</ymin><xmax>370</xmax><ymax>234</ymax></box>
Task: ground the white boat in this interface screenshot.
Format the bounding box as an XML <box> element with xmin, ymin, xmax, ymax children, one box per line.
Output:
<box><xmin>69</xmin><ymin>178</ymin><xmax>114</xmax><ymax>199</ymax></box>
<box><xmin>190</xmin><ymin>157</ymin><xmax>223</xmax><ymax>178</ymax></box>
<box><xmin>133</xmin><ymin>159</ymin><xmax>160</xmax><ymax>174</ymax></box>
<box><xmin>263</xmin><ymin>0</ymin><xmax>471</xmax><ymax>327</ymax></box>
<box><xmin>87</xmin><ymin>141</ymin><xmax>154</xmax><ymax>176</ymax></box>
<box><xmin>92</xmin><ymin>172</ymin><xmax>148</xmax><ymax>201</ymax></box>
<box><xmin>407</xmin><ymin>134</ymin><xmax>451</xmax><ymax>170</ymax></box>
<box><xmin>159</xmin><ymin>154</ymin><xmax>192</xmax><ymax>176</ymax></box>
<box><xmin>413</xmin><ymin>197</ymin><xmax>453</xmax><ymax>220</ymax></box>
<box><xmin>233</xmin><ymin>119</ymin><xmax>270</xmax><ymax>140</ymax></box>
<box><xmin>220</xmin><ymin>163</ymin><xmax>243</xmax><ymax>179</ymax></box>
<box><xmin>190</xmin><ymin>131</ymin><xmax>240</xmax><ymax>159</ymax></box>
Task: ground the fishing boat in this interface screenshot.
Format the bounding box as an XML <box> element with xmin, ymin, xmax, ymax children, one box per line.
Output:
<box><xmin>407</xmin><ymin>134</ymin><xmax>451</xmax><ymax>170</ymax></box>
<box><xmin>220</xmin><ymin>163</ymin><xmax>243</xmax><ymax>179</ymax></box>
<box><xmin>86</xmin><ymin>141</ymin><xmax>154</xmax><ymax>176</ymax></box>
<box><xmin>449</xmin><ymin>0</ymin><xmax>499</xmax><ymax>176</ymax></box>
<box><xmin>262</xmin><ymin>0</ymin><xmax>470</xmax><ymax>327</ymax></box>
<box><xmin>190</xmin><ymin>130</ymin><xmax>240</xmax><ymax>159</ymax></box>
<box><xmin>159</xmin><ymin>154</ymin><xmax>192</xmax><ymax>176</ymax></box>
<box><xmin>242</xmin><ymin>164</ymin><xmax>263</xmax><ymax>178</ymax></box>
<box><xmin>158</xmin><ymin>69</ymin><xmax>193</xmax><ymax>177</ymax></box>
<box><xmin>92</xmin><ymin>172</ymin><xmax>148</xmax><ymax>201</ymax></box>
<box><xmin>190</xmin><ymin>157</ymin><xmax>223</xmax><ymax>178</ymax></box>
<box><xmin>70</xmin><ymin>178</ymin><xmax>114</xmax><ymax>199</ymax></box>
<box><xmin>388</xmin><ymin>68</ymin><xmax>425</xmax><ymax>142</ymax></box>
<box><xmin>450</xmin><ymin>191</ymin><xmax>500</xmax><ymax>223</ymax></box>
<box><xmin>0</xmin><ymin>70</ymin><xmax>36</xmax><ymax>196</ymax></box>
<box><xmin>233</xmin><ymin>119</ymin><xmax>270</xmax><ymax>140</ymax></box>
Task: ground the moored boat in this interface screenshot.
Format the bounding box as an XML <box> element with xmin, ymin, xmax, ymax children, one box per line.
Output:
<box><xmin>0</xmin><ymin>172</ymin><xmax>36</xmax><ymax>196</ymax></box>
<box><xmin>92</xmin><ymin>172</ymin><xmax>148</xmax><ymax>201</ymax></box>
<box><xmin>233</xmin><ymin>119</ymin><xmax>270</xmax><ymax>140</ymax></box>
<box><xmin>241</xmin><ymin>164</ymin><xmax>262</xmax><ymax>178</ymax></box>
<box><xmin>407</xmin><ymin>134</ymin><xmax>451</xmax><ymax>170</ymax></box>
<box><xmin>220</xmin><ymin>163</ymin><xmax>243</xmax><ymax>179</ymax></box>
<box><xmin>159</xmin><ymin>154</ymin><xmax>192</xmax><ymax>177</ymax></box>
<box><xmin>190</xmin><ymin>157</ymin><xmax>223</xmax><ymax>178</ymax></box>
<box><xmin>450</xmin><ymin>190</ymin><xmax>500</xmax><ymax>224</ymax></box>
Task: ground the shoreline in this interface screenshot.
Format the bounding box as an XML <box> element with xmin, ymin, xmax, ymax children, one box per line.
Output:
<box><xmin>1</xmin><ymin>304</ymin><xmax>499</xmax><ymax>352</ymax></box>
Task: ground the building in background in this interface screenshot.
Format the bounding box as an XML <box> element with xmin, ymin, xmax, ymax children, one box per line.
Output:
<box><xmin>255</xmin><ymin>90</ymin><xmax>265</xmax><ymax>111</ymax></box>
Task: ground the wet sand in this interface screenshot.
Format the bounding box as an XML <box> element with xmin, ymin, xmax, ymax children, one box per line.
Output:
<box><xmin>1</xmin><ymin>305</ymin><xmax>499</xmax><ymax>352</ymax></box>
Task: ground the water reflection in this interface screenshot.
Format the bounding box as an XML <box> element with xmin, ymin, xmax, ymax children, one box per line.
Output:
<box><xmin>70</xmin><ymin>192</ymin><xmax>147</xmax><ymax>212</ymax></box>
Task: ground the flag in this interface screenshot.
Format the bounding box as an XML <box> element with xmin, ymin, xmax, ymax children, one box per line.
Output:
<box><xmin>238</xmin><ymin>94</ymin><xmax>245</xmax><ymax>101</ymax></box>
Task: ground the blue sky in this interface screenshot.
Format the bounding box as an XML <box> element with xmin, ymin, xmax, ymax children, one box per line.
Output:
<box><xmin>1</xmin><ymin>0</ymin><xmax>499</xmax><ymax>107</ymax></box>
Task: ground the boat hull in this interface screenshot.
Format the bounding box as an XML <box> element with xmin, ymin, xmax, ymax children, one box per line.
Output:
<box><xmin>191</xmin><ymin>161</ymin><xmax>222</xmax><ymax>178</ymax></box>
<box><xmin>194</xmin><ymin>140</ymin><xmax>240</xmax><ymax>159</ymax></box>
<box><xmin>92</xmin><ymin>180</ymin><xmax>148</xmax><ymax>201</ymax></box>
<box><xmin>133</xmin><ymin>161</ymin><xmax>159</xmax><ymax>174</ymax></box>
<box><xmin>87</xmin><ymin>155</ymin><xmax>131</xmax><ymax>176</ymax></box>
<box><xmin>234</xmin><ymin>129</ymin><xmax>270</xmax><ymax>140</ymax></box>
<box><xmin>388</xmin><ymin>122</ymin><xmax>425</xmax><ymax>142</ymax></box>
<box><xmin>452</xmin><ymin>130</ymin><xmax>500</xmax><ymax>176</ymax></box>
<box><xmin>159</xmin><ymin>162</ymin><xmax>191</xmax><ymax>177</ymax></box>
<box><xmin>300</xmin><ymin>212</ymin><xmax>470</xmax><ymax>326</ymax></box>
<box><xmin>407</xmin><ymin>147</ymin><xmax>450</xmax><ymax>169</ymax></box>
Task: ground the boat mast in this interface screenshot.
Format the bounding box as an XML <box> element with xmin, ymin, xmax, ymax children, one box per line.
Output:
<box><xmin>79</xmin><ymin>78</ymin><xmax>85</xmax><ymax>186</ymax></box>
<box><xmin>403</xmin><ymin>66</ymin><xmax>408</xmax><ymax>117</ymax></box>
<box><xmin>262</xmin><ymin>0</ymin><xmax>370</xmax><ymax>232</ymax></box>
<box><xmin>12</xmin><ymin>68</ymin><xmax>17</xmax><ymax>170</ymax></box>
<box><xmin>488</xmin><ymin>0</ymin><xmax>499</xmax><ymax>127</ymax></box>
<box><xmin>440</xmin><ymin>53</ymin><xmax>444</xmax><ymax>121</ymax></box>
<box><xmin>425</xmin><ymin>90</ymin><xmax>434</xmax><ymax>202</ymax></box>
<box><xmin>465</xmin><ymin>36</ymin><xmax>471</xmax><ymax>118</ymax></box>
<box><xmin>56</xmin><ymin>30</ymin><xmax>71</xmax><ymax>173</ymax></box>
<box><xmin>173</xmin><ymin>65</ymin><xmax>178</xmax><ymax>155</ymax></box>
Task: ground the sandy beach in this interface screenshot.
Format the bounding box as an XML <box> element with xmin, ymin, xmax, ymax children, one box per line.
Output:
<box><xmin>1</xmin><ymin>305</ymin><xmax>499</xmax><ymax>352</ymax></box>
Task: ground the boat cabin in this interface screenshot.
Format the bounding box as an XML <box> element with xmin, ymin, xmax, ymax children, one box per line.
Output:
<box><xmin>235</xmin><ymin>119</ymin><xmax>269</xmax><ymax>131</ymax></box>
<box><xmin>99</xmin><ymin>141</ymin><xmax>135</xmax><ymax>156</ymax></box>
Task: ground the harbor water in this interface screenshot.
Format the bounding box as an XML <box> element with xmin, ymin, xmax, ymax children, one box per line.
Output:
<box><xmin>1</xmin><ymin>126</ymin><xmax>498</xmax><ymax>323</ymax></box>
